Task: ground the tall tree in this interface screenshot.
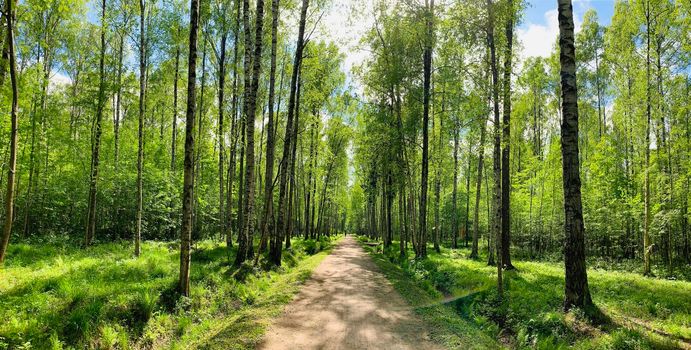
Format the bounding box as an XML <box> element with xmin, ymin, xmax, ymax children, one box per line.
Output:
<box><xmin>0</xmin><ymin>0</ymin><xmax>18</xmax><ymax>264</ymax></box>
<box><xmin>85</xmin><ymin>0</ymin><xmax>108</xmax><ymax>246</ymax></box>
<box><xmin>171</xmin><ymin>50</ymin><xmax>180</xmax><ymax>171</ymax></box>
<box><xmin>235</xmin><ymin>0</ymin><xmax>266</xmax><ymax>265</ymax></box>
<box><xmin>642</xmin><ymin>0</ymin><xmax>653</xmax><ymax>276</ymax></box>
<box><xmin>487</xmin><ymin>0</ymin><xmax>503</xmax><ymax>297</ymax></box>
<box><xmin>471</xmin><ymin>54</ymin><xmax>490</xmax><ymax>260</ymax></box>
<box><xmin>418</xmin><ymin>0</ymin><xmax>434</xmax><ymax>259</ymax></box>
<box><xmin>135</xmin><ymin>0</ymin><xmax>147</xmax><ymax>257</ymax></box>
<box><xmin>271</xmin><ymin>0</ymin><xmax>309</xmax><ymax>266</ymax></box>
<box><xmin>558</xmin><ymin>0</ymin><xmax>593</xmax><ymax>310</ymax></box>
<box><xmin>452</xmin><ymin>119</ymin><xmax>460</xmax><ymax>249</ymax></box>
<box><xmin>501</xmin><ymin>0</ymin><xmax>515</xmax><ymax>270</ymax></box>
<box><xmin>215</xmin><ymin>0</ymin><xmax>230</xmax><ymax>248</ymax></box>
<box><xmin>257</xmin><ymin>0</ymin><xmax>280</xmax><ymax>259</ymax></box>
<box><xmin>179</xmin><ymin>0</ymin><xmax>201</xmax><ymax>297</ymax></box>
<box><xmin>226</xmin><ymin>0</ymin><xmax>242</xmax><ymax>251</ymax></box>
<box><xmin>433</xmin><ymin>102</ymin><xmax>442</xmax><ymax>253</ymax></box>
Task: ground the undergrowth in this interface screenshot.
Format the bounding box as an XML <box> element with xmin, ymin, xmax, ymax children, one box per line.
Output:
<box><xmin>0</xmin><ymin>235</ymin><xmax>340</xmax><ymax>349</ymax></box>
<box><xmin>359</xmin><ymin>237</ymin><xmax>691</xmax><ymax>350</ymax></box>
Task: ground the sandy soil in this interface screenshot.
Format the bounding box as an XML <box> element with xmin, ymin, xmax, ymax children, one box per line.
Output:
<box><xmin>258</xmin><ymin>236</ymin><xmax>443</xmax><ymax>350</ymax></box>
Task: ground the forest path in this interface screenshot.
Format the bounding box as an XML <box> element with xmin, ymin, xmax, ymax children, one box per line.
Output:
<box><xmin>258</xmin><ymin>236</ymin><xmax>442</xmax><ymax>350</ymax></box>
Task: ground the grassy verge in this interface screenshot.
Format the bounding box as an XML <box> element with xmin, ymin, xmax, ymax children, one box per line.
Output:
<box><xmin>0</xmin><ymin>235</ymin><xmax>340</xmax><ymax>349</ymax></box>
<box><xmin>357</xmin><ymin>237</ymin><xmax>500</xmax><ymax>349</ymax></box>
<box><xmin>358</xmin><ymin>237</ymin><xmax>691</xmax><ymax>350</ymax></box>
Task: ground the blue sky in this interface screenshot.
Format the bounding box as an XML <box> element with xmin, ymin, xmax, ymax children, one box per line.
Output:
<box><xmin>523</xmin><ymin>0</ymin><xmax>614</xmax><ymax>26</ymax></box>
<box><xmin>517</xmin><ymin>0</ymin><xmax>616</xmax><ymax>59</ymax></box>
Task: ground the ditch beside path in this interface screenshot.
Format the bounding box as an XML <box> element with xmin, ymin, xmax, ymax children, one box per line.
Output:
<box><xmin>258</xmin><ymin>235</ymin><xmax>443</xmax><ymax>350</ymax></box>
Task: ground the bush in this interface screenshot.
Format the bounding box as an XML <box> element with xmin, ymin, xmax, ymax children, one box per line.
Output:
<box><xmin>430</xmin><ymin>268</ymin><xmax>456</xmax><ymax>295</ymax></box>
<box><xmin>301</xmin><ymin>236</ymin><xmax>334</xmax><ymax>255</ymax></box>
<box><xmin>303</xmin><ymin>239</ymin><xmax>319</xmax><ymax>255</ymax></box>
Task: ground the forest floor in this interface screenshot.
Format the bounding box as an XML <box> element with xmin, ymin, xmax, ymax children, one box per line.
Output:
<box><xmin>0</xmin><ymin>236</ymin><xmax>338</xmax><ymax>349</ymax></box>
<box><xmin>359</xmin><ymin>237</ymin><xmax>691</xmax><ymax>350</ymax></box>
<box><xmin>259</xmin><ymin>235</ymin><xmax>442</xmax><ymax>350</ymax></box>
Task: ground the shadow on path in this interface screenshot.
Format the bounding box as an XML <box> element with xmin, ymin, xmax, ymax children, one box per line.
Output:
<box><xmin>258</xmin><ymin>236</ymin><xmax>442</xmax><ymax>350</ymax></box>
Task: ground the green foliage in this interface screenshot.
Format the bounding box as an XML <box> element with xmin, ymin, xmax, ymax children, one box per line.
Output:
<box><xmin>350</xmin><ymin>0</ymin><xmax>691</xmax><ymax>277</ymax></box>
<box><xmin>302</xmin><ymin>236</ymin><xmax>334</xmax><ymax>255</ymax></box>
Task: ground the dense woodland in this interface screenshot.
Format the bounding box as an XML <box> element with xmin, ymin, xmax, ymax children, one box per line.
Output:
<box><xmin>352</xmin><ymin>0</ymin><xmax>691</xmax><ymax>279</ymax></box>
<box><xmin>0</xmin><ymin>0</ymin><xmax>352</xmax><ymax>265</ymax></box>
<box><xmin>0</xmin><ymin>0</ymin><xmax>690</xmax><ymax>348</ymax></box>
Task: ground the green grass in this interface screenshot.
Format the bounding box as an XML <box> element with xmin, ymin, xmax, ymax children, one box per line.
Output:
<box><xmin>359</xmin><ymin>238</ymin><xmax>691</xmax><ymax>350</ymax></box>
<box><xmin>0</xmin><ymin>235</ymin><xmax>340</xmax><ymax>349</ymax></box>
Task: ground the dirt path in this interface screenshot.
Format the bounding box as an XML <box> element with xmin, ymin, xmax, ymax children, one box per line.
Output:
<box><xmin>259</xmin><ymin>236</ymin><xmax>442</xmax><ymax>350</ymax></box>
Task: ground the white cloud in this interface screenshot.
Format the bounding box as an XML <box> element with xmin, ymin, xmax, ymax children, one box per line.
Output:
<box><xmin>516</xmin><ymin>8</ymin><xmax>583</xmax><ymax>61</ymax></box>
<box><xmin>48</xmin><ymin>71</ymin><xmax>72</xmax><ymax>92</ymax></box>
<box><xmin>517</xmin><ymin>9</ymin><xmax>559</xmax><ymax>59</ymax></box>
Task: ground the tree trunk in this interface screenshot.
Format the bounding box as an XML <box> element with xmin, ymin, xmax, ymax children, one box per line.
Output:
<box><xmin>22</xmin><ymin>51</ymin><xmax>39</xmax><ymax>237</ymax></box>
<box><xmin>235</xmin><ymin>0</ymin><xmax>249</xmax><ymax>254</ymax></box>
<box><xmin>310</xmin><ymin>140</ymin><xmax>318</xmax><ymax>238</ymax></box>
<box><xmin>304</xmin><ymin>122</ymin><xmax>315</xmax><ymax>239</ymax></box>
<box><xmin>218</xmin><ymin>26</ymin><xmax>228</xmax><ymax>245</ymax></box>
<box><xmin>433</xmin><ymin>110</ymin><xmax>442</xmax><ymax>253</ymax></box>
<box><xmin>135</xmin><ymin>0</ymin><xmax>147</xmax><ymax>257</ymax></box>
<box><xmin>643</xmin><ymin>0</ymin><xmax>652</xmax><ymax>276</ymax></box>
<box><xmin>487</xmin><ymin>0</ymin><xmax>503</xmax><ymax>299</ymax></box>
<box><xmin>271</xmin><ymin>0</ymin><xmax>309</xmax><ymax>266</ymax></box>
<box><xmin>179</xmin><ymin>0</ymin><xmax>200</xmax><ymax>297</ymax></box>
<box><xmin>558</xmin><ymin>0</ymin><xmax>593</xmax><ymax>310</ymax></box>
<box><xmin>236</xmin><ymin>0</ymin><xmax>266</xmax><ymax>265</ymax></box>
<box><xmin>452</xmin><ymin>122</ymin><xmax>459</xmax><ymax>249</ymax></box>
<box><xmin>85</xmin><ymin>0</ymin><xmax>107</xmax><ymax>246</ymax></box>
<box><xmin>114</xmin><ymin>34</ymin><xmax>124</xmax><ymax>170</ymax></box>
<box><xmin>171</xmin><ymin>46</ymin><xmax>180</xmax><ymax>172</ymax></box>
<box><xmin>471</xmin><ymin>78</ymin><xmax>488</xmax><ymax>259</ymax></box>
<box><xmin>193</xmin><ymin>43</ymin><xmax>207</xmax><ymax>236</ymax></box>
<box><xmin>418</xmin><ymin>0</ymin><xmax>434</xmax><ymax>259</ymax></box>
<box><xmin>226</xmin><ymin>0</ymin><xmax>241</xmax><ymax>252</ymax></box>
<box><xmin>258</xmin><ymin>0</ymin><xmax>280</xmax><ymax>255</ymax></box>
<box><xmin>684</xmin><ymin>78</ymin><xmax>690</xmax><ymax>263</ymax></box>
<box><xmin>316</xmin><ymin>136</ymin><xmax>343</xmax><ymax>239</ymax></box>
<box><xmin>486</xmin><ymin>161</ymin><xmax>494</xmax><ymax>265</ymax></box>
<box><xmin>399</xmin><ymin>187</ymin><xmax>406</xmax><ymax>256</ymax></box>
<box><xmin>169</xmin><ymin>43</ymin><xmax>180</xmax><ymax>239</ymax></box>
<box><xmin>237</xmin><ymin>99</ymin><xmax>246</xmax><ymax>243</ymax></box>
<box><xmin>286</xmin><ymin>72</ymin><xmax>303</xmax><ymax>249</ymax></box>
<box><xmin>501</xmin><ymin>0</ymin><xmax>515</xmax><ymax>270</ymax></box>
<box><xmin>0</xmin><ymin>0</ymin><xmax>19</xmax><ymax>264</ymax></box>
<box><xmin>386</xmin><ymin>171</ymin><xmax>393</xmax><ymax>248</ymax></box>
<box><xmin>464</xmin><ymin>136</ymin><xmax>472</xmax><ymax>247</ymax></box>
<box><xmin>655</xmin><ymin>36</ymin><xmax>673</xmax><ymax>273</ymax></box>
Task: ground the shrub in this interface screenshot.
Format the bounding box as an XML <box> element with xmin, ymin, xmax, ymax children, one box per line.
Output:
<box><xmin>303</xmin><ymin>239</ymin><xmax>318</xmax><ymax>255</ymax></box>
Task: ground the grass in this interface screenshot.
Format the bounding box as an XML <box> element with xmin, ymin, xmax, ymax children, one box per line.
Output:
<box><xmin>358</xmin><ymin>237</ymin><xmax>691</xmax><ymax>350</ymax></box>
<box><xmin>0</xmin><ymin>235</ymin><xmax>340</xmax><ymax>349</ymax></box>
